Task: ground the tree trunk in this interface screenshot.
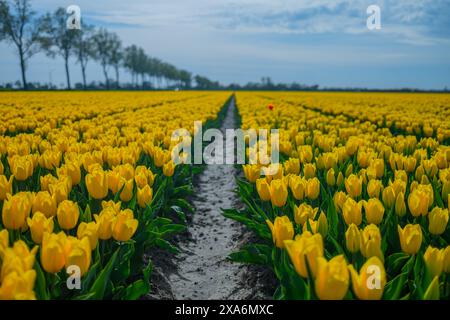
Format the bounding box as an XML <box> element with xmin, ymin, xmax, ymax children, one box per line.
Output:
<box><xmin>19</xmin><ymin>48</ymin><xmax>28</xmax><ymax>90</ymax></box>
<box><xmin>115</xmin><ymin>66</ymin><xmax>120</xmax><ymax>89</ymax></box>
<box><xmin>102</xmin><ymin>64</ymin><xmax>109</xmax><ymax>89</ymax></box>
<box><xmin>81</xmin><ymin>64</ymin><xmax>87</xmax><ymax>90</ymax></box>
<box><xmin>65</xmin><ymin>57</ymin><xmax>71</xmax><ymax>90</ymax></box>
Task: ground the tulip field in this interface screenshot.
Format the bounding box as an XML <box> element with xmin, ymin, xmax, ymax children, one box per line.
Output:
<box><xmin>0</xmin><ymin>90</ymin><xmax>450</xmax><ymax>300</ymax></box>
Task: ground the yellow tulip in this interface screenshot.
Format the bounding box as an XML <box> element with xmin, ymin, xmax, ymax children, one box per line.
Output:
<box><xmin>269</xmin><ymin>179</ymin><xmax>288</xmax><ymax>207</ymax></box>
<box><xmin>345</xmin><ymin>224</ymin><xmax>361</xmax><ymax>253</ymax></box>
<box><xmin>0</xmin><ymin>175</ymin><xmax>13</xmax><ymax>201</ymax></box>
<box><xmin>119</xmin><ymin>178</ymin><xmax>134</xmax><ymax>202</ymax></box>
<box><xmin>367</xmin><ymin>179</ymin><xmax>382</xmax><ymax>198</ymax></box>
<box><xmin>137</xmin><ymin>185</ymin><xmax>153</xmax><ymax>208</ymax></box>
<box><xmin>243</xmin><ymin>164</ymin><xmax>260</xmax><ymax>183</ymax></box>
<box><xmin>32</xmin><ymin>191</ymin><xmax>57</xmax><ymax>218</ymax></box>
<box><xmin>94</xmin><ymin>208</ymin><xmax>115</xmax><ymax>240</ymax></box>
<box><xmin>48</xmin><ymin>180</ymin><xmax>69</xmax><ymax>204</ymax></box>
<box><xmin>408</xmin><ymin>189</ymin><xmax>430</xmax><ymax>217</ymax></box>
<box><xmin>428</xmin><ymin>207</ymin><xmax>449</xmax><ymax>235</ymax></box>
<box><xmin>0</xmin><ymin>269</ymin><xmax>36</xmax><ymax>300</ymax></box>
<box><xmin>360</xmin><ymin>224</ymin><xmax>383</xmax><ymax>260</ymax></box>
<box><xmin>0</xmin><ymin>229</ymin><xmax>8</xmax><ymax>256</ymax></box>
<box><xmin>317</xmin><ymin>211</ymin><xmax>328</xmax><ymax>238</ymax></box>
<box><xmin>26</xmin><ymin>212</ymin><xmax>54</xmax><ymax>244</ymax></box>
<box><xmin>336</xmin><ymin>171</ymin><xmax>344</xmax><ymax>187</ymax></box>
<box><xmin>303</xmin><ymin>163</ymin><xmax>316</xmax><ymax>179</ymax></box>
<box><xmin>382</xmin><ymin>185</ymin><xmax>396</xmax><ymax>209</ymax></box>
<box><xmin>342</xmin><ymin>198</ymin><xmax>363</xmax><ymax>226</ymax></box>
<box><xmin>442</xmin><ymin>246</ymin><xmax>450</xmax><ymax>273</ymax></box>
<box><xmin>315</xmin><ymin>255</ymin><xmax>349</xmax><ymax>300</ymax></box>
<box><xmin>163</xmin><ymin>160</ymin><xmax>175</xmax><ymax>177</ymax></box>
<box><xmin>398</xmin><ymin>224</ymin><xmax>422</xmax><ymax>255</ymax></box>
<box><xmin>348</xmin><ymin>256</ymin><xmax>386</xmax><ymax>300</ymax></box>
<box><xmin>85</xmin><ymin>169</ymin><xmax>108</xmax><ymax>199</ymax></box>
<box><xmin>306</xmin><ymin>177</ymin><xmax>320</xmax><ymax>200</ymax></box>
<box><xmin>364</xmin><ymin>198</ymin><xmax>385</xmax><ymax>225</ymax></box>
<box><xmin>333</xmin><ymin>191</ymin><xmax>347</xmax><ymax>213</ymax></box>
<box><xmin>2</xmin><ymin>192</ymin><xmax>33</xmax><ymax>230</ymax></box>
<box><xmin>283</xmin><ymin>158</ymin><xmax>300</xmax><ymax>175</ymax></box>
<box><xmin>345</xmin><ymin>174</ymin><xmax>362</xmax><ymax>198</ymax></box>
<box><xmin>64</xmin><ymin>236</ymin><xmax>91</xmax><ymax>276</ymax></box>
<box><xmin>101</xmin><ymin>200</ymin><xmax>121</xmax><ymax>214</ymax></box>
<box><xmin>41</xmin><ymin>232</ymin><xmax>67</xmax><ymax>273</ymax></box>
<box><xmin>326</xmin><ymin>168</ymin><xmax>335</xmax><ymax>187</ymax></box>
<box><xmin>77</xmin><ymin>222</ymin><xmax>99</xmax><ymax>250</ymax></box>
<box><xmin>266</xmin><ymin>216</ymin><xmax>294</xmax><ymax>249</ymax></box>
<box><xmin>294</xmin><ymin>203</ymin><xmax>318</xmax><ymax>225</ymax></box>
<box><xmin>395</xmin><ymin>191</ymin><xmax>407</xmax><ymax>217</ymax></box>
<box><xmin>10</xmin><ymin>156</ymin><xmax>33</xmax><ymax>181</ymax></box>
<box><xmin>423</xmin><ymin>246</ymin><xmax>443</xmax><ymax>278</ymax></box>
<box><xmin>289</xmin><ymin>175</ymin><xmax>306</xmax><ymax>200</ymax></box>
<box><xmin>256</xmin><ymin>178</ymin><xmax>271</xmax><ymax>201</ymax></box>
<box><xmin>112</xmin><ymin>209</ymin><xmax>138</xmax><ymax>242</ymax></box>
<box><xmin>56</xmin><ymin>200</ymin><xmax>79</xmax><ymax>230</ymax></box>
<box><xmin>284</xmin><ymin>232</ymin><xmax>323</xmax><ymax>278</ymax></box>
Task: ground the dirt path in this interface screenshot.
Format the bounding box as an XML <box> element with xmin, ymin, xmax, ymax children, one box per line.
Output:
<box><xmin>167</xmin><ymin>97</ymin><xmax>256</xmax><ymax>299</ymax></box>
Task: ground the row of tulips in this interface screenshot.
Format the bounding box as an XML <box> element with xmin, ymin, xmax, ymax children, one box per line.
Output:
<box><xmin>0</xmin><ymin>91</ymin><xmax>230</xmax><ymax>299</ymax></box>
<box><xmin>226</xmin><ymin>92</ymin><xmax>450</xmax><ymax>300</ymax></box>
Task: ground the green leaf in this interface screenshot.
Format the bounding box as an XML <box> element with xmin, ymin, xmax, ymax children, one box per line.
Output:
<box><xmin>383</xmin><ymin>271</ymin><xmax>409</xmax><ymax>300</ymax></box>
<box><xmin>87</xmin><ymin>249</ymin><xmax>119</xmax><ymax>299</ymax></box>
<box><xmin>34</xmin><ymin>261</ymin><xmax>49</xmax><ymax>300</ymax></box>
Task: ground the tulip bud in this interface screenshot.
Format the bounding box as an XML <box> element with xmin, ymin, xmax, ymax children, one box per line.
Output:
<box><xmin>284</xmin><ymin>232</ymin><xmax>323</xmax><ymax>278</ymax></box>
<box><xmin>317</xmin><ymin>211</ymin><xmax>328</xmax><ymax>238</ymax></box>
<box><xmin>345</xmin><ymin>164</ymin><xmax>353</xmax><ymax>178</ymax></box>
<box><xmin>112</xmin><ymin>209</ymin><xmax>138</xmax><ymax>242</ymax></box>
<box><xmin>442</xmin><ymin>180</ymin><xmax>450</xmax><ymax>204</ymax></box>
<box><xmin>41</xmin><ymin>232</ymin><xmax>66</xmax><ymax>273</ymax></box>
<box><xmin>382</xmin><ymin>186</ymin><xmax>395</xmax><ymax>209</ymax></box>
<box><xmin>119</xmin><ymin>178</ymin><xmax>134</xmax><ymax>202</ymax></box>
<box><xmin>345</xmin><ymin>174</ymin><xmax>362</xmax><ymax>198</ymax></box>
<box><xmin>326</xmin><ymin>168</ymin><xmax>335</xmax><ymax>187</ymax></box>
<box><xmin>285</xmin><ymin>174</ymin><xmax>300</xmax><ymax>197</ymax></box>
<box><xmin>85</xmin><ymin>169</ymin><xmax>108</xmax><ymax>200</ymax></box>
<box><xmin>269</xmin><ymin>179</ymin><xmax>288</xmax><ymax>207</ymax></box>
<box><xmin>163</xmin><ymin>160</ymin><xmax>176</xmax><ymax>177</ymax></box>
<box><xmin>333</xmin><ymin>191</ymin><xmax>347</xmax><ymax>213</ymax></box>
<box><xmin>336</xmin><ymin>172</ymin><xmax>344</xmax><ymax>188</ymax></box>
<box><xmin>345</xmin><ymin>224</ymin><xmax>361</xmax><ymax>253</ymax></box>
<box><xmin>266</xmin><ymin>216</ymin><xmax>294</xmax><ymax>249</ymax></box>
<box><xmin>0</xmin><ymin>175</ymin><xmax>13</xmax><ymax>201</ymax></box>
<box><xmin>428</xmin><ymin>207</ymin><xmax>449</xmax><ymax>235</ymax></box>
<box><xmin>348</xmin><ymin>256</ymin><xmax>386</xmax><ymax>300</ymax></box>
<box><xmin>342</xmin><ymin>198</ymin><xmax>363</xmax><ymax>226</ymax></box>
<box><xmin>27</xmin><ymin>212</ymin><xmax>54</xmax><ymax>244</ymax></box>
<box><xmin>423</xmin><ymin>246</ymin><xmax>444</xmax><ymax>278</ymax></box>
<box><xmin>398</xmin><ymin>224</ymin><xmax>422</xmax><ymax>255</ymax></box>
<box><xmin>315</xmin><ymin>255</ymin><xmax>349</xmax><ymax>300</ymax></box>
<box><xmin>306</xmin><ymin>177</ymin><xmax>320</xmax><ymax>200</ymax></box>
<box><xmin>364</xmin><ymin>198</ymin><xmax>385</xmax><ymax>225</ymax></box>
<box><xmin>2</xmin><ymin>192</ymin><xmax>33</xmax><ymax>230</ymax></box>
<box><xmin>360</xmin><ymin>224</ymin><xmax>383</xmax><ymax>260</ymax></box>
<box><xmin>57</xmin><ymin>200</ymin><xmax>80</xmax><ymax>230</ymax></box>
<box><xmin>77</xmin><ymin>222</ymin><xmax>98</xmax><ymax>250</ymax></box>
<box><xmin>137</xmin><ymin>185</ymin><xmax>153</xmax><ymax>208</ymax></box>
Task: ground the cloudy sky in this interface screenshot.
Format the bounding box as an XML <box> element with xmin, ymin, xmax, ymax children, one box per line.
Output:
<box><xmin>1</xmin><ymin>0</ymin><xmax>449</xmax><ymax>89</ymax></box>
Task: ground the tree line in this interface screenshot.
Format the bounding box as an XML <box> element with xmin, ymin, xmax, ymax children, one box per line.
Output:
<box><xmin>0</xmin><ymin>0</ymin><xmax>208</xmax><ymax>90</ymax></box>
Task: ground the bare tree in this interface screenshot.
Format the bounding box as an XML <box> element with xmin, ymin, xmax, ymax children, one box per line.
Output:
<box><xmin>73</xmin><ymin>23</ymin><xmax>94</xmax><ymax>90</ymax></box>
<box><xmin>108</xmin><ymin>32</ymin><xmax>122</xmax><ymax>88</ymax></box>
<box><xmin>0</xmin><ymin>0</ymin><xmax>44</xmax><ymax>90</ymax></box>
<box><xmin>92</xmin><ymin>28</ymin><xmax>115</xmax><ymax>89</ymax></box>
<box><xmin>40</xmin><ymin>8</ymin><xmax>78</xmax><ymax>90</ymax></box>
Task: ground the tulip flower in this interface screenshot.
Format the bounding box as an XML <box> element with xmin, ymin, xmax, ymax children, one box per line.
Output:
<box><xmin>428</xmin><ymin>207</ymin><xmax>449</xmax><ymax>235</ymax></box>
<box><xmin>398</xmin><ymin>224</ymin><xmax>422</xmax><ymax>255</ymax></box>
<box><xmin>57</xmin><ymin>200</ymin><xmax>80</xmax><ymax>230</ymax></box>
<box><xmin>41</xmin><ymin>232</ymin><xmax>67</xmax><ymax>273</ymax></box>
<box><xmin>423</xmin><ymin>246</ymin><xmax>444</xmax><ymax>278</ymax></box>
<box><xmin>77</xmin><ymin>222</ymin><xmax>99</xmax><ymax>250</ymax></box>
<box><xmin>345</xmin><ymin>224</ymin><xmax>361</xmax><ymax>253</ymax></box>
<box><xmin>101</xmin><ymin>200</ymin><xmax>122</xmax><ymax>214</ymax></box>
<box><xmin>317</xmin><ymin>211</ymin><xmax>328</xmax><ymax>238</ymax></box>
<box><xmin>303</xmin><ymin>163</ymin><xmax>316</xmax><ymax>179</ymax></box>
<box><xmin>333</xmin><ymin>191</ymin><xmax>347</xmax><ymax>213</ymax></box>
<box><xmin>345</xmin><ymin>174</ymin><xmax>362</xmax><ymax>198</ymax></box>
<box><xmin>32</xmin><ymin>191</ymin><xmax>57</xmax><ymax>218</ymax></box>
<box><xmin>395</xmin><ymin>192</ymin><xmax>407</xmax><ymax>217</ymax></box>
<box><xmin>94</xmin><ymin>208</ymin><xmax>115</xmax><ymax>240</ymax></box>
<box><xmin>266</xmin><ymin>216</ymin><xmax>294</xmax><ymax>249</ymax></box>
<box><xmin>0</xmin><ymin>175</ymin><xmax>13</xmax><ymax>201</ymax></box>
<box><xmin>342</xmin><ymin>198</ymin><xmax>363</xmax><ymax>226</ymax></box>
<box><xmin>367</xmin><ymin>179</ymin><xmax>382</xmax><ymax>198</ymax></box>
<box><xmin>336</xmin><ymin>171</ymin><xmax>344</xmax><ymax>187</ymax></box>
<box><xmin>64</xmin><ymin>236</ymin><xmax>91</xmax><ymax>276</ymax></box>
<box><xmin>326</xmin><ymin>168</ymin><xmax>335</xmax><ymax>187</ymax></box>
<box><xmin>289</xmin><ymin>176</ymin><xmax>306</xmax><ymax>200</ymax></box>
<box><xmin>294</xmin><ymin>203</ymin><xmax>318</xmax><ymax>225</ymax></box>
<box><xmin>364</xmin><ymin>198</ymin><xmax>385</xmax><ymax>225</ymax></box>
<box><xmin>119</xmin><ymin>178</ymin><xmax>134</xmax><ymax>202</ymax></box>
<box><xmin>315</xmin><ymin>255</ymin><xmax>349</xmax><ymax>300</ymax></box>
<box><xmin>243</xmin><ymin>164</ymin><xmax>260</xmax><ymax>183</ymax></box>
<box><xmin>85</xmin><ymin>169</ymin><xmax>109</xmax><ymax>199</ymax></box>
<box><xmin>443</xmin><ymin>246</ymin><xmax>450</xmax><ymax>274</ymax></box>
<box><xmin>284</xmin><ymin>232</ymin><xmax>323</xmax><ymax>278</ymax></box>
<box><xmin>348</xmin><ymin>256</ymin><xmax>386</xmax><ymax>300</ymax></box>
<box><xmin>283</xmin><ymin>158</ymin><xmax>300</xmax><ymax>175</ymax></box>
<box><xmin>112</xmin><ymin>209</ymin><xmax>138</xmax><ymax>242</ymax></box>
<box><xmin>163</xmin><ymin>160</ymin><xmax>176</xmax><ymax>177</ymax></box>
<box><xmin>137</xmin><ymin>185</ymin><xmax>153</xmax><ymax>208</ymax></box>
<box><xmin>10</xmin><ymin>156</ymin><xmax>33</xmax><ymax>181</ymax></box>
<box><xmin>2</xmin><ymin>192</ymin><xmax>33</xmax><ymax>230</ymax></box>
<box><xmin>0</xmin><ymin>270</ymin><xmax>36</xmax><ymax>300</ymax></box>
<box><xmin>306</xmin><ymin>177</ymin><xmax>320</xmax><ymax>200</ymax></box>
<box><xmin>269</xmin><ymin>179</ymin><xmax>288</xmax><ymax>207</ymax></box>
<box><xmin>360</xmin><ymin>224</ymin><xmax>383</xmax><ymax>260</ymax></box>
<box><xmin>408</xmin><ymin>189</ymin><xmax>431</xmax><ymax>217</ymax></box>
<box><xmin>27</xmin><ymin>212</ymin><xmax>54</xmax><ymax>244</ymax></box>
<box><xmin>48</xmin><ymin>180</ymin><xmax>69</xmax><ymax>204</ymax></box>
